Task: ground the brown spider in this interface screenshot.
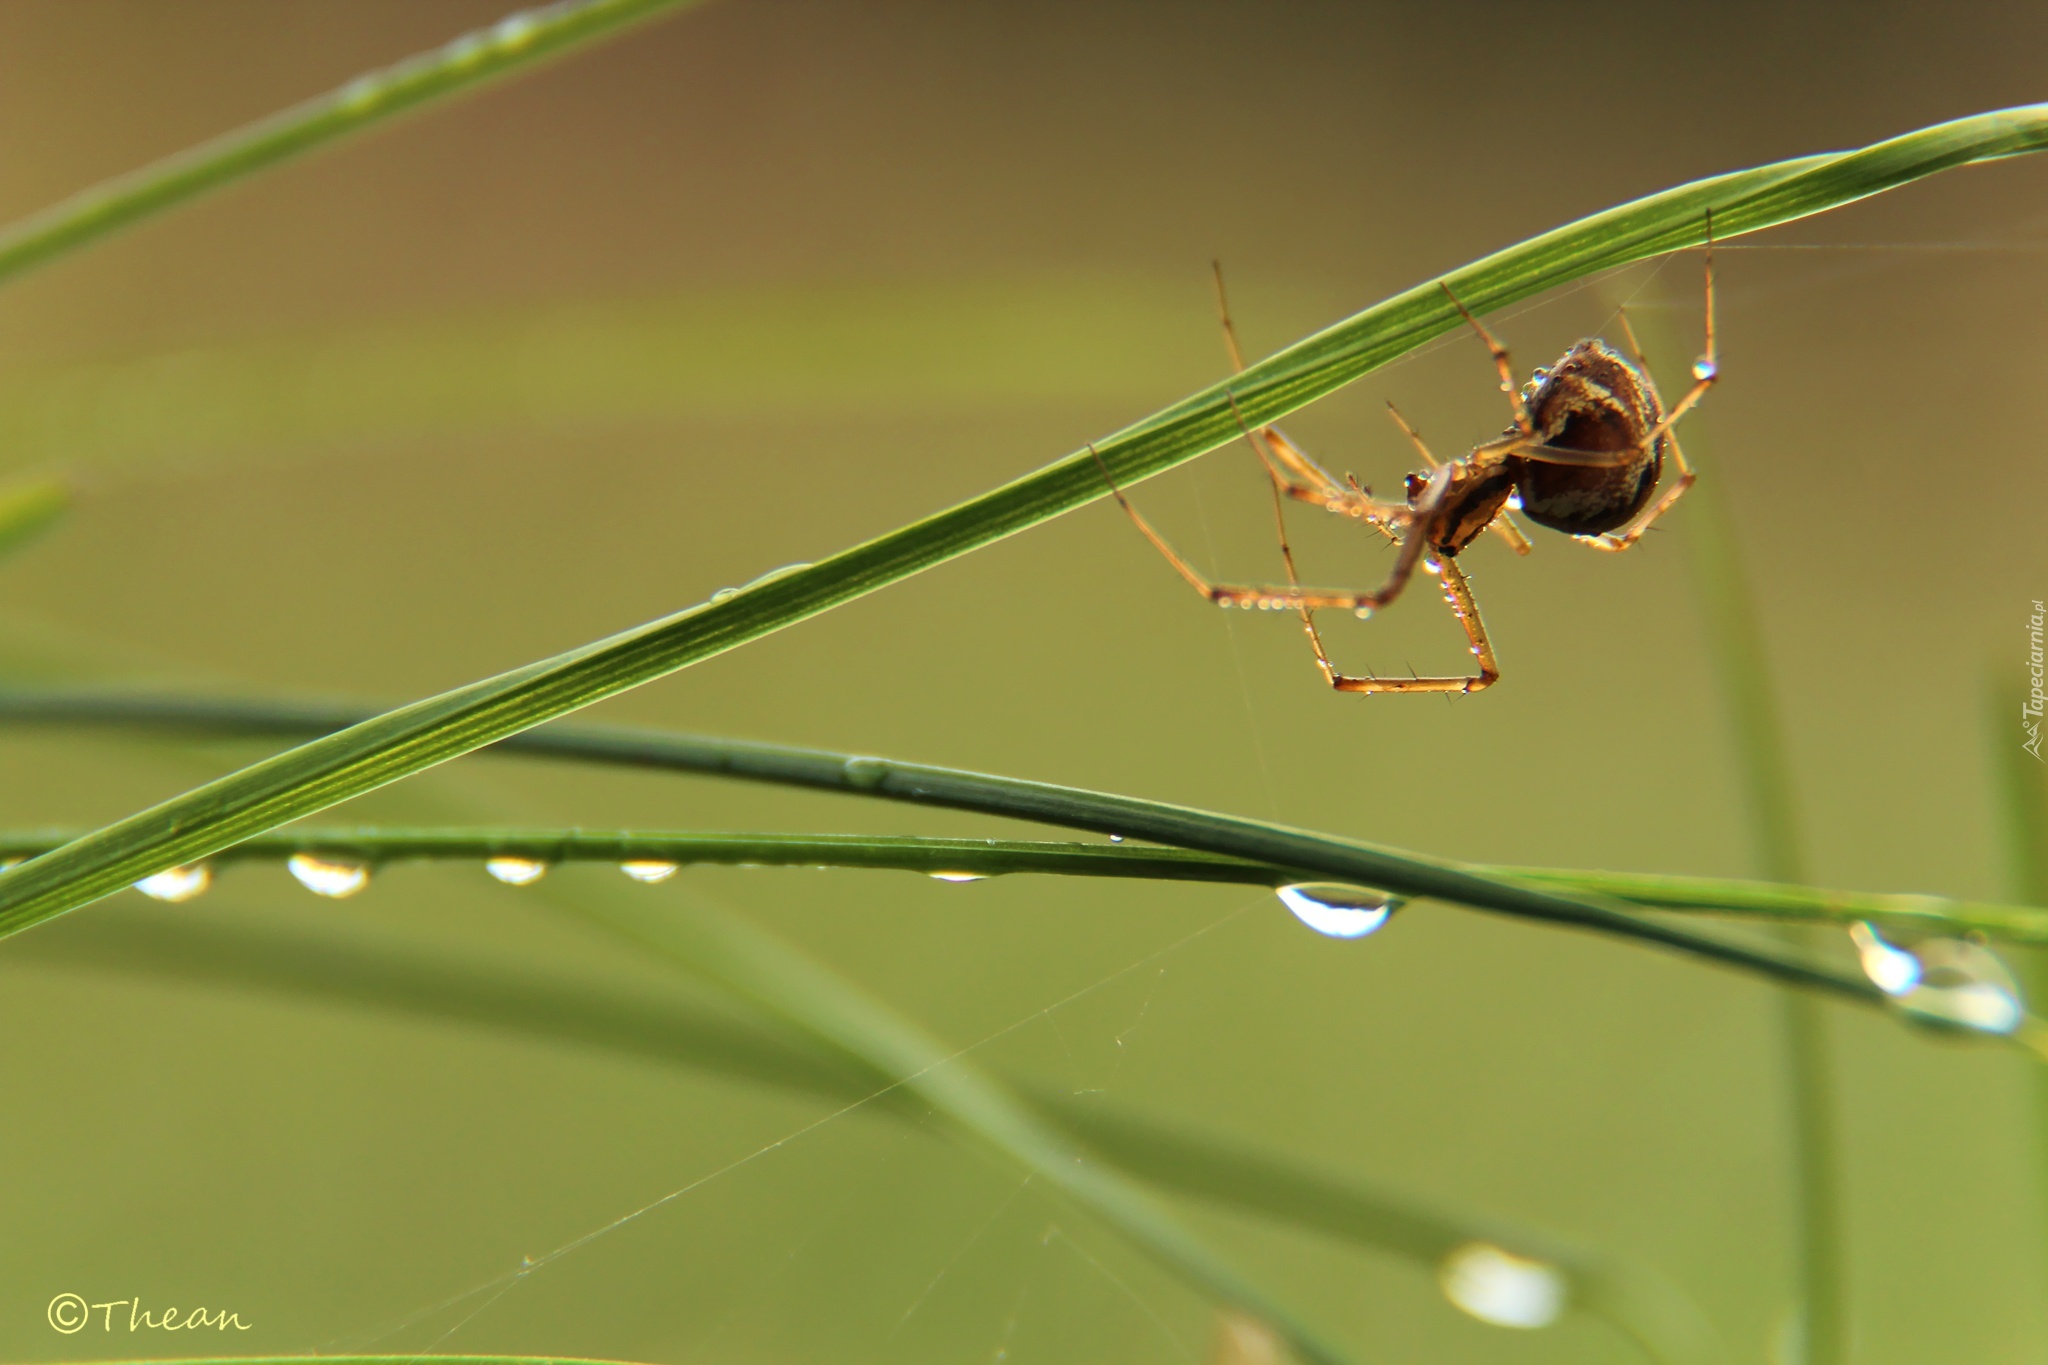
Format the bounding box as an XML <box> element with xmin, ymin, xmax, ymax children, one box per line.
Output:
<box><xmin>1096</xmin><ymin>217</ymin><xmax>1718</xmax><ymax>695</ymax></box>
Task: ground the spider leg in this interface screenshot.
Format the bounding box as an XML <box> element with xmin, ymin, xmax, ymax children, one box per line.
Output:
<box><xmin>1441</xmin><ymin>282</ymin><xmax>1534</xmax><ymax>438</ymax></box>
<box><xmin>1091</xmin><ymin>446</ymin><xmax>1445</xmax><ymax>615</ymax></box>
<box><xmin>1211</xmin><ymin>262</ymin><xmax>1369</xmax><ymax>516</ymax></box>
<box><xmin>1312</xmin><ymin>554</ymin><xmax>1500</xmax><ymax>695</ymax></box>
<box><xmin>1578</xmin><ymin>426</ymin><xmax>1697</xmax><ymax>553</ymax></box>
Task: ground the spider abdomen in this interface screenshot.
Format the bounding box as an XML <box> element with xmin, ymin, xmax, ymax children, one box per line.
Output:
<box><xmin>1511</xmin><ymin>339</ymin><xmax>1665</xmax><ymax>537</ymax></box>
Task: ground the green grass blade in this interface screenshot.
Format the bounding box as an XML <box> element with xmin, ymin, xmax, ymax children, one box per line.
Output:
<box><xmin>0</xmin><ymin>478</ymin><xmax>68</xmax><ymax>561</ymax></box>
<box><xmin>1989</xmin><ymin>670</ymin><xmax>2048</xmax><ymax>907</ymax></box>
<box><xmin>49</xmin><ymin>1360</ymin><xmax>651</xmax><ymax>1365</ymax></box>
<box><xmin>2</xmin><ymin>107</ymin><xmax>2046</xmax><ymax>939</ymax></box>
<box><xmin>1985</xmin><ymin>668</ymin><xmax>2048</xmax><ymax>1307</ymax></box>
<box><xmin>1677</xmin><ymin>366</ymin><xmax>1841</xmax><ymax>1364</ymax></box>
<box><xmin>8</xmin><ymin>820</ymin><xmax>2042</xmax><ymax>943</ymax></box>
<box><xmin>0</xmin><ymin>0</ymin><xmax>706</xmax><ymax>287</ymax></box>
<box><xmin>0</xmin><ymin>827</ymin><xmax>1284</xmax><ymax>884</ymax></box>
<box><xmin>532</xmin><ymin>869</ymin><xmax>1356</xmax><ymax>1365</ymax></box>
<box><xmin>1498</xmin><ymin>866</ymin><xmax>2048</xmax><ymax>944</ymax></box>
<box><xmin>14</xmin><ymin>903</ymin><xmax>1712</xmax><ymax>1361</ymax></box>
<box><xmin>0</xmin><ymin>690</ymin><xmax>1883</xmax><ymax>1004</ymax></box>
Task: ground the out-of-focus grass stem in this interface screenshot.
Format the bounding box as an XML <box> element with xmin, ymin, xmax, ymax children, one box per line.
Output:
<box><xmin>1986</xmin><ymin>670</ymin><xmax>2048</xmax><ymax>1297</ymax></box>
<box><xmin>1682</xmin><ymin>438</ymin><xmax>1845</xmax><ymax>1365</ymax></box>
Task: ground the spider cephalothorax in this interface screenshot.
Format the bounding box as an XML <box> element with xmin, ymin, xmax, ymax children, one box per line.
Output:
<box><xmin>1403</xmin><ymin>460</ymin><xmax>1514</xmax><ymax>556</ymax></box>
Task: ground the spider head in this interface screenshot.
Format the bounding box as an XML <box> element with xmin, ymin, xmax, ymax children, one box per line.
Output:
<box><xmin>1411</xmin><ymin>462</ymin><xmax>1514</xmax><ymax>556</ymax></box>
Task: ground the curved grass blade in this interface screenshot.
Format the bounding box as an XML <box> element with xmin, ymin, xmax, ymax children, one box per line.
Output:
<box><xmin>0</xmin><ymin>689</ymin><xmax>1882</xmax><ymax>1002</ymax></box>
<box><xmin>3</xmin><ymin>107</ymin><xmax>2047</xmax><ymax>940</ymax></box>
<box><xmin>1675</xmin><ymin>369</ymin><xmax>1841</xmax><ymax>1364</ymax></box>
<box><xmin>50</xmin><ymin>1360</ymin><xmax>654</xmax><ymax>1365</ymax></box>
<box><xmin>10</xmin><ymin>904</ymin><xmax>1712</xmax><ymax>1362</ymax></box>
<box><xmin>0</xmin><ymin>0</ymin><xmax>706</xmax><ymax>287</ymax></box>
<box><xmin>1985</xmin><ymin>669</ymin><xmax>2048</xmax><ymax>1300</ymax></box>
<box><xmin>1499</xmin><ymin>866</ymin><xmax>2048</xmax><ymax>945</ymax></box>
<box><xmin>0</xmin><ymin>690</ymin><xmax>1885</xmax><ymax>1004</ymax></box>
<box><xmin>0</xmin><ymin>478</ymin><xmax>67</xmax><ymax>561</ymax></box>
<box><xmin>6</xmin><ymin>817</ymin><xmax>2042</xmax><ymax>943</ymax></box>
<box><xmin>0</xmin><ymin>827</ymin><xmax>1282</xmax><ymax>885</ymax></box>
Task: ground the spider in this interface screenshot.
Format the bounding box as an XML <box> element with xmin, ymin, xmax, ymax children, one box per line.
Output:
<box><xmin>1095</xmin><ymin>215</ymin><xmax>1718</xmax><ymax>695</ymax></box>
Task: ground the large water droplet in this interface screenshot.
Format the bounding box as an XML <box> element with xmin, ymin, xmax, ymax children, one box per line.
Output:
<box><xmin>1108</xmin><ymin>834</ymin><xmax>1126</xmax><ymax>843</ymax></box>
<box><xmin>842</xmin><ymin>756</ymin><xmax>890</xmax><ymax>790</ymax></box>
<box><xmin>1849</xmin><ymin>922</ymin><xmax>1921</xmax><ymax>996</ymax></box>
<box><xmin>1897</xmin><ymin>938</ymin><xmax>2024</xmax><ymax>1035</ymax></box>
<box><xmin>485</xmin><ymin>856</ymin><xmax>550</xmax><ymax>887</ymax></box>
<box><xmin>929</xmin><ymin>871</ymin><xmax>986</xmax><ymax>883</ymax></box>
<box><xmin>288</xmin><ymin>853</ymin><xmax>370</xmax><ymax>899</ymax></box>
<box><xmin>136</xmin><ymin>864</ymin><xmax>212</xmax><ymax>903</ymax></box>
<box><xmin>1276</xmin><ymin>883</ymin><xmax>1404</xmax><ymax>939</ymax></box>
<box><xmin>1692</xmin><ymin>357</ymin><xmax>1718</xmax><ymax>382</ymax></box>
<box><xmin>620</xmin><ymin>859</ymin><xmax>679</xmax><ymax>884</ymax></box>
<box><xmin>1438</xmin><ymin>1242</ymin><xmax>1566</xmax><ymax>1329</ymax></box>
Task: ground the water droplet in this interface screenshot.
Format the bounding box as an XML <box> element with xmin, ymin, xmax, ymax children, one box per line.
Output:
<box><xmin>710</xmin><ymin>587</ymin><xmax>741</xmax><ymax>603</ymax></box>
<box><xmin>135</xmin><ymin>864</ymin><xmax>211</xmax><ymax>903</ymax></box>
<box><xmin>1423</xmin><ymin>557</ymin><xmax>1442</xmax><ymax>575</ymax></box>
<box><xmin>929</xmin><ymin>871</ymin><xmax>986</xmax><ymax>883</ymax></box>
<box><xmin>1276</xmin><ymin>883</ymin><xmax>1404</xmax><ymax>939</ymax></box>
<box><xmin>1692</xmin><ymin>357</ymin><xmax>1718</xmax><ymax>382</ymax></box>
<box><xmin>287</xmin><ymin>853</ymin><xmax>370</xmax><ymax>899</ymax></box>
<box><xmin>744</xmin><ymin>561</ymin><xmax>813</xmax><ymax>589</ymax></box>
<box><xmin>493</xmin><ymin>12</ymin><xmax>539</xmax><ymax>48</ymax></box>
<box><xmin>1849</xmin><ymin>922</ymin><xmax>1921</xmax><ymax>996</ymax></box>
<box><xmin>1108</xmin><ymin>834</ymin><xmax>1125</xmax><ymax>843</ymax></box>
<box><xmin>1897</xmin><ymin>938</ymin><xmax>2024</xmax><ymax>1035</ymax></box>
<box><xmin>338</xmin><ymin>76</ymin><xmax>380</xmax><ymax>111</ymax></box>
<box><xmin>843</xmin><ymin>756</ymin><xmax>890</xmax><ymax>790</ymax></box>
<box><xmin>620</xmin><ymin>859</ymin><xmax>679</xmax><ymax>884</ymax></box>
<box><xmin>485</xmin><ymin>856</ymin><xmax>549</xmax><ymax>887</ymax></box>
<box><xmin>1438</xmin><ymin>1242</ymin><xmax>1566</xmax><ymax>1330</ymax></box>
<box><xmin>1505</xmin><ymin>491</ymin><xmax>1524</xmax><ymax>510</ymax></box>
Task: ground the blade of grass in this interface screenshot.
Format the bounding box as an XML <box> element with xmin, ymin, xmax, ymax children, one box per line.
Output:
<box><xmin>46</xmin><ymin>1359</ymin><xmax>653</xmax><ymax>1365</ymax></box>
<box><xmin>7</xmin><ymin>904</ymin><xmax>1712</xmax><ymax>1361</ymax></box>
<box><xmin>528</xmin><ymin>867</ymin><xmax>1355</xmax><ymax>1365</ymax></box>
<box><xmin>0</xmin><ymin>478</ymin><xmax>67</xmax><ymax>561</ymax></box>
<box><xmin>7</xmin><ymin>820</ymin><xmax>2043</xmax><ymax>943</ymax></box>
<box><xmin>0</xmin><ymin>689</ymin><xmax>1885</xmax><ymax>1004</ymax></box>
<box><xmin>4</xmin><ymin>107</ymin><xmax>2048</xmax><ymax>939</ymax></box>
<box><xmin>1985</xmin><ymin>668</ymin><xmax>2048</xmax><ymax>1311</ymax></box>
<box><xmin>1677</xmin><ymin>398</ymin><xmax>1842</xmax><ymax>1363</ymax></box>
<box><xmin>0</xmin><ymin>0</ymin><xmax>707</xmax><ymax>287</ymax></box>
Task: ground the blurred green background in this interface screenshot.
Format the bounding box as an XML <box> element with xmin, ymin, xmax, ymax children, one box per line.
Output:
<box><xmin>0</xmin><ymin>2</ymin><xmax>2045</xmax><ymax>1362</ymax></box>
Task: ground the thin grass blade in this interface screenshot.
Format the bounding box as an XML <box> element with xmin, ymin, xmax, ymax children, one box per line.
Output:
<box><xmin>0</xmin><ymin>478</ymin><xmax>67</xmax><ymax>561</ymax></box>
<box><xmin>0</xmin><ymin>0</ymin><xmax>707</xmax><ymax>287</ymax></box>
<box><xmin>3</xmin><ymin>108</ymin><xmax>2047</xmax><ymax>939</ymax></box>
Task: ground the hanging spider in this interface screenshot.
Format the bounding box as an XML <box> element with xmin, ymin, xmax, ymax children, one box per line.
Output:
<box><xmin>1094</xmin><ymin>214</ymin><xmax>1718</xmax><ymax>695</ymax></box>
